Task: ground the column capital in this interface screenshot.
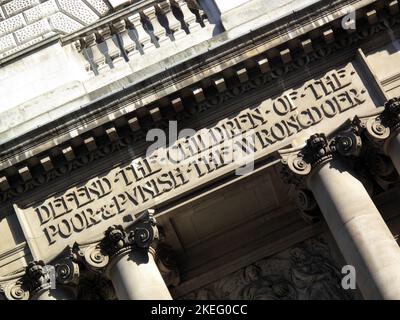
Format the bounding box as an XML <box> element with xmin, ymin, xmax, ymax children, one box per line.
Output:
<box><xmin>280</xmin><ymin>125</ymin><xmax>362</xmax><ymax>177</ymax></box>
<box><xmin>102</xmin><ymin>210</ymin><xmax>158</xmax><ymax>256</ymax></box>
<box><xmin>24</xmin><ymin>252</ymin><xmax>79</xmax><ymax>299</ymax></box>
<box><xmin>0</xmin><ymin>251</ymin><xmax>79</xmax><ymax>300</ymax></box>
<box><xmin>75</xmin><ymin>209</ymin><xmax>159</xmax><ymax>276</ymax></box>
<box><xmin>279</xmin><ymin>124</ymin><xmax>363</xmax><ymax>224</ymax></box>
<box><xmin>360</xmin><ymin>97</ymin><xmax>400</xmax><ymax>150</ymax></box>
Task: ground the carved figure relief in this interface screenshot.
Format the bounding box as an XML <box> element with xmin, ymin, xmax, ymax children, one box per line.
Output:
<box><xmin>183</xmin><ymin>235</ymin><xmax>354</xmax><ymax>300</ymax></box>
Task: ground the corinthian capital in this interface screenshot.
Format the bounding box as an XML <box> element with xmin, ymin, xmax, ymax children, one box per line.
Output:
<box><xmin>75</xmin><ymin>209</ymin><xmax>159</xmax><ymax>273</ymax></box>
<box><xmin>302</xmin><ymin>133</ymin><xmax>333</xmax><ymax>168</ymax></box>
<box><xmin>357</xmin><ymin>97</ymin><xmax>400</xmax><ymax>150</ymax></box>
<box><xmin>101</xmin><ymin>209</ymin><xmax>158</xmax><ymax>257</ymax></box>
<box><xmin>280</xmin><ymin>127</ymin><xmax>362</xmax><ymax>177</ymax></box>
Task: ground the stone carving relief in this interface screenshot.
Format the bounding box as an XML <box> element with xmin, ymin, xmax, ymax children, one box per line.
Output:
<box><xmin>183</xmin><ymin>235</ymin><xmax>354</xmax><ymax>300</ymax></box>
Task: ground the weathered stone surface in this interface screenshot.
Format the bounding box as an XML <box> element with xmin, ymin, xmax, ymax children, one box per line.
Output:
<box><xmin>13</xmin><ymin>63</ymin><xmax>378</xmax><ymax>262</ymax></box>
<box><xmin>182</xmin><ymin>235</ymin><xmax>355</xmax><ymax>300</ymax></box>
<box><xmin>2</xmin><ymin>0</ymin><xmax>400</xmax><ymax>301</ymax></box>
<box><xmin>0</xmin><ymin>0</ymin><xmax>110</xmax><ymax>58</ymax></box>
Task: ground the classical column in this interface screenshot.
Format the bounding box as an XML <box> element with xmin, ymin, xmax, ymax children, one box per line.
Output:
<box><xmin>281</xmin><ymin>131</ymin><xmax>400</xmax><ymax>299</ymax></box>
<box><xmin>80</xmin><ymin>210</ymin><xmax>172</xmax><ymax>300</ymax></box>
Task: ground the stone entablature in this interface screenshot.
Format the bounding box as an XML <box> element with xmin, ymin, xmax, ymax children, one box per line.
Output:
<box><xmin>0</xmin><ymin>0</ymin><xmax>111</xmax><ymax>59</ymax></box>
<box><xmin>0</xmin><ymin>0</ymin><xmax>396</xmax><ymax>191</ymax></box>
<box><xmin>0</xmin><ymin>0</ymin><xmax>391</xmax><ymax>146</ymax></box>
<box><xmin>11</xmin><ymin>63</ymin><xmax>377</xmax><ymax>263</ymax></box>
<box><xmin>0</xmin><ymin>0</ymin><xmax>397</xmax><ymax>214</ymax></box>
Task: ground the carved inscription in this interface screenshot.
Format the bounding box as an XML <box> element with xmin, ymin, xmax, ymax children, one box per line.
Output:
<box><xmin>36</xmin><ymin>169</ymin><xmax>189</xmax><ymax>245</ymax></box>
<box><xmin>15</xmin><ymin>64</ymin><xmax>374</xmax><ymax>261</ymax></box>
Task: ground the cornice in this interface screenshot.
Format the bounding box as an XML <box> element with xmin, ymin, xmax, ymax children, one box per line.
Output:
<box><xmin>0</xmin><ymin>0</ymin><xmax>382</xmax><ymax>163</ymax></box>
<box><xmin>0</xmin><ymin>0</ymin><xmax>397</xmax><ymax>206</ymax></box>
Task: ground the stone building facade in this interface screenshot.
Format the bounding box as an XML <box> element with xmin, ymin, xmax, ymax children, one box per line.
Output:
<box><xmin>0</xmin><ymin>0</ymin><xmax>400</xmax><ymax>300</ymax></box>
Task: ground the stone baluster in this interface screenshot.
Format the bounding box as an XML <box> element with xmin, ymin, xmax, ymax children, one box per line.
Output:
<box><xmin>280</xmin><ymin>131</ymin><xmax>400</xmax><ymax>299</ymax></box>
<box><xmin>113</xmin><ymin>19</ymin><xmax>138</xmax><ymax>60</ymax></box>
<box><xmin>127</xmin><ymin>12</ymin><xmax>156</xmax><ymax>53</ymax></box>
<box><xmin>73</xmin><ymin>39</ymin><xmax>93</xmax><ymax>76</ymax></box>
<box><xmin>194</xmin><ymin>2</ymin><xmax>209</xmax><ymax>25</ymax></box>
<box><xmin>158</xmin><ymin>0</ymin><xmax>186</xmax><ymax>40</ymax></box>
<box><xmin>98</xmin><ymin>25</ymin><xmax>124</xmax><ymax>68</ymax></box>
<box><xmin>143</xmin><ymin>5</ymin><xmax>169</xmax><ymax>47</ymax></box>
<box><xmin>171</xmin><ymin>0</ymin><xmax>201</xmax><ymax>34</ymax></box>
<box><xmin>84</xmin><ymin>32</ymin><xmax>109</xmax><ymax>73</ymax></box>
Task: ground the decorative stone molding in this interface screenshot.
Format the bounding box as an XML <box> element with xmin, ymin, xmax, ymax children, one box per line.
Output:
<box><xmin>360</xmin><ymin>97</ymin><xmax>400</xmax><ymax>151</ymax></box>
<box><xmin>281</xmin><ymin>127</ymin><xmax>363</xmax><ymax>178</ymax></box>
<box><xmin>54</xmin><ymin>252</ymin><xmax>80</xmax><ymax>287</ymax></box>
<box><xmin>0</xmin><ymin>276</ymin><xmax>29</xmax><ymax>300</ymax></box>
<box><xmin>1</xmin><ymin>4</ymin><xmax>399</xmax><ymax>207</ymax></box>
